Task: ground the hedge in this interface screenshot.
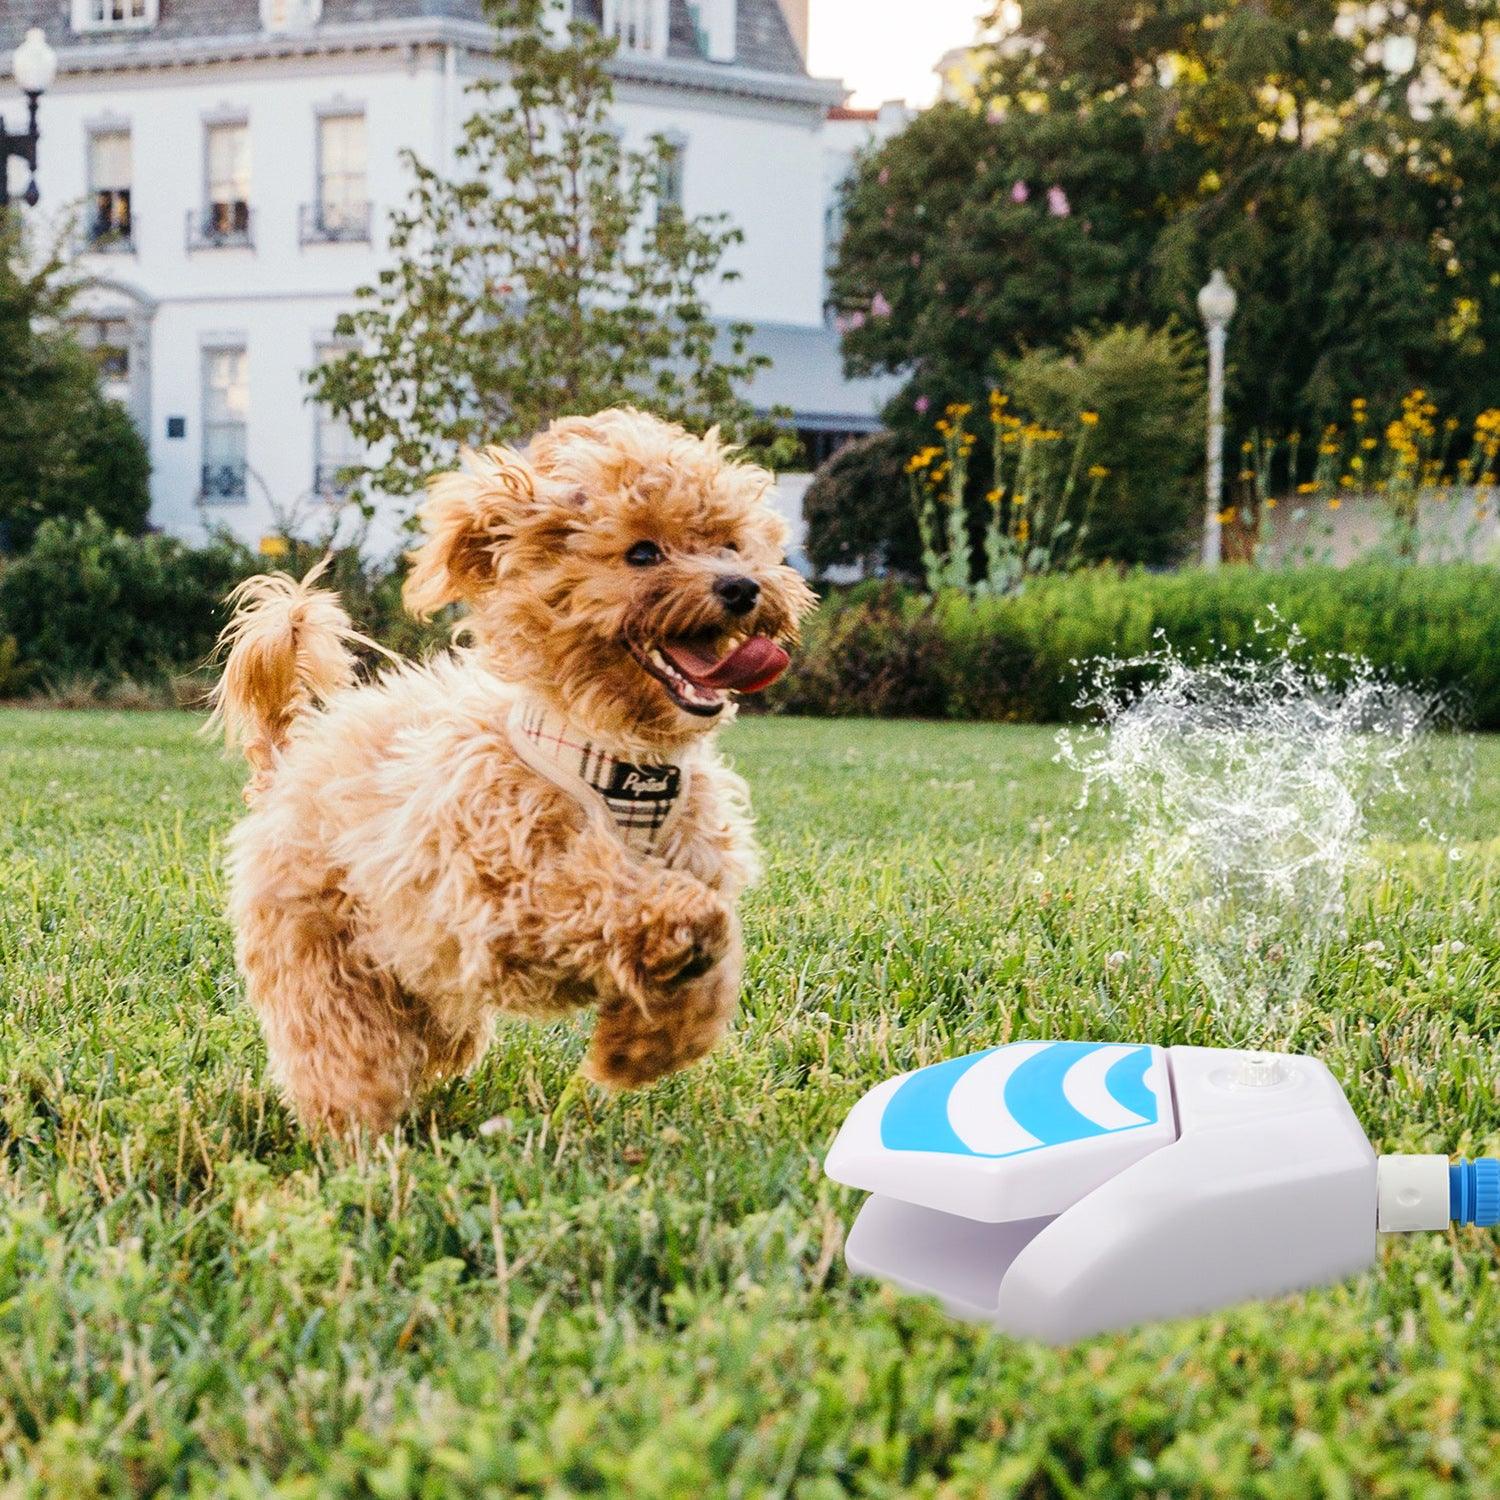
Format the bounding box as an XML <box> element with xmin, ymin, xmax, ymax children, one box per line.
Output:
<box><xmin>766</xmin><ymin>564</ymin><xmax>1500</xmax><ymax>728</ymax></box>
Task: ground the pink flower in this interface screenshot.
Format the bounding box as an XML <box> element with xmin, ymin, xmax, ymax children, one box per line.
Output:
<box><xmin>1047</xmin><ymin>185</ymin><xmax>1071</xmax><ymax>217</ymax></box>
<box><xmin>878</xmin><ymin>166</ymin><xmax>891</xmax><ymax>186</ymax></box>
<box><xmin>1010</xmin><ymin>180</ymin><xmax>1029</xmax><ymax>203</ymax></box>
<box><xmin>846</xmin><ymin>310</ymin><xmax>866</xmax><ymax>330</ymax></box>
<box><xmin>870</xmin><ymin>292</ymin><xmax>892</xmax><ymax>318</ymax></box>
<box><xmin>915</xmin><ymin>396</ymin><xmax>931</xmax><ymax>414</ymax></box>
<box><xmin>986</xmin><ymin>101</ymin><xmax>1004</xmax><ymax>124</ymax></box>
<box><xmin>910</xmin><ymin>252</ymin><xmax>922</xmax><ymax>267</ymax></box>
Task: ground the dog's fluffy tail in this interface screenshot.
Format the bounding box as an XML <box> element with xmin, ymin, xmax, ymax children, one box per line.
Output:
<box><xmin>208</xmin><ymin>558</ymin><xmax>379</xmax><ymax>787</ymax></box>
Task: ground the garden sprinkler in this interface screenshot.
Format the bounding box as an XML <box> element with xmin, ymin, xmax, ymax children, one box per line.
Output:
<box><xmin>824</xmin><ymin>1039</ymin><xmax>1498</xmax><ymax>1344</ymax></box>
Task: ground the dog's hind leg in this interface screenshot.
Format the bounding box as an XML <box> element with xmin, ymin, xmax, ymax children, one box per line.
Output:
<box><xmin>238</xmin><ymin>897</ymin><xmax>426</xmax><ymax>1136</ymax></box>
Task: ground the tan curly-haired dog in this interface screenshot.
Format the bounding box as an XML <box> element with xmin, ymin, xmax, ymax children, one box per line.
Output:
<box><xmin>211</xmin><ymin>408</ymin><xmax>816</xmax><ymax>1134</ymax></box>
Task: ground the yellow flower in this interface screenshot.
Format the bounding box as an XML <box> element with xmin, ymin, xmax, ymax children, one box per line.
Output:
<box><xmin>1264</xmin><ymin>497</ymin><xmax>1278</xmax><ymax>509</ymax></box>
<box><xmin>1217</xmin><ymin>506</ymin><xmax>1236</xmax><ymax>525</ymax></box>
<box><xmin>985</xmin><ymin>488</ymin><xmax>1003</xmax><ymax>505</ymax></box>
<box><xmin>1297</xmin><ymin>481</ymin><xmax>1320</xmax><ymax>494</ymax></box>
<box><xmin>1238</xmin><ymin>469</ymin><xmax>1255</xmax><ymax>481</ymax></box>
<box><xmin>259</xmin><ymin>535</ymin><xmax>290</xmax><ymax>558</ymax></box>
<box><xmin>1088</xmin><ymin>464</ymin><xmax>1110</xmax><ymax>479</ymax></box>
<box><xmin>1361</xmin><ymin>437</ymin><xmax>1377</xmax><ymax>450</ymax></box>
<box><xmin>1016</xmin><ymin>517</ymin><xmax>1030</xmax><ymax>542</ymax></box>
<box><xmin>1328</xmin><ymin>497</ymin><xmax>1342</xmax><ymax>509</ymax></box>
<box><xmin>1241</xmin><ymin>440</ymin><xmax>1254</xmax><ymax>454</ymax></box>
<box><xmin>1340</xmin><ymin>474</ymin><xmax>1355</xmax><ymax>487</ymax></box>
<box><xmin>1013</xmin><ymin>493</ymin><xmax>1029</xmax><ymax>507</ymax></box>
<box><xmin>1351</xmin><ymin>397</ymin><xmax>1368</xmax><ymax>410</ymax></box>
<box><xmin>1079</xmin><ymin>411</ymin><xmax>1100</xmax><ymax>426</ymax></box>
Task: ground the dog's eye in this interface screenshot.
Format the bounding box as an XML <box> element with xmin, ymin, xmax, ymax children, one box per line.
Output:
<box><xmin>723</xmin><ymin>541</ymin><xmax>740</xmax><ymax>554</ymax></box>
<box><xmin>625</xmin><ymin>540</ymin><xmax>663</xmax><ymax>567</ymax></box>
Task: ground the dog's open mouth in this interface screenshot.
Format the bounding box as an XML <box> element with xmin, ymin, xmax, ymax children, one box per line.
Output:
<box><xmin>628</xmin><ymin>635</ymin><xmax>790</xmax><ymax>717</ymax></box>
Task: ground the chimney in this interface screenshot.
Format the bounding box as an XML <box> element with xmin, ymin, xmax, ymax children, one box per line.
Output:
<box><xmin>697</xmin><ymin>0</ymin><xmax>736</xmax><ymax>62</ymax></box>
<box><xmin>776</xmin><ymin>0</ymin><xmax>808</xmax><ymax>61</ymax></box>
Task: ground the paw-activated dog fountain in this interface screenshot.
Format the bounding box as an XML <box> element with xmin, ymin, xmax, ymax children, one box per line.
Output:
<box><xmin>824</xmin><ymin>1039</ymin><xmax>1498</xmax><ymax>1343</ymax></box>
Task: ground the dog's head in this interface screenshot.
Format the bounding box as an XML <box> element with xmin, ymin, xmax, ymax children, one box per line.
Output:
<box><xmin>405</xmin><ymin>408</ymin><xmax>817</xmax><ymax>751</ymax></box>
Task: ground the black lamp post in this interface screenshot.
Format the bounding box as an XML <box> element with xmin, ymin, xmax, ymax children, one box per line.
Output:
<box><xmin>1</xmin><ymin>28</ymin><xmax>58</xmax><ymax>208</ymax></box>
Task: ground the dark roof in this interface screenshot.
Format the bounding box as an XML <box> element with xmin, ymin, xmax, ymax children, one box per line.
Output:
<box><xmin>3</xmin><ymin>0</ymin><xmax>809</xmax><ymax>75</ymax></box>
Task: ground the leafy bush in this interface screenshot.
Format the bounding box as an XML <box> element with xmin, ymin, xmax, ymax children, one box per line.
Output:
<box><xmin>769</xmin><ymin>564</ymin><xmax>1500</xmax><ymax>727</ymax></box>
<box><xmin>999</xmin><ymin>325</ymin><xmax>1203</xmax><ymax>567</ymax></box>
<box><xmin>0</xmin><ymin>515</ymin><xmax>256</xmax><ymax>685</ymax></box>
<box><xmin>768</xmin><ymin>584</ymin><xmax>948</xmax><ymax>718</ymax></box>
<box><xmin>802</xmin><ymin>432</ymin><xmax>917</xmax><ymax>578</ymax></box>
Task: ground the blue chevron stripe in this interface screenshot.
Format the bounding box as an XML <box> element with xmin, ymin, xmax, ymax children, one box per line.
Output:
<box><xmin>1003</xmin><ymin>1042</ymin><xmax>1104</xmax><ymax>1145</ymax></box>
<box><xmin>1104</xmin><ymin>1046</ymin><xmax>1157</xmax><ymax>1124</ymax></box>
<box><xmin>875</xmin><ymin>1042</ymin><xmax>1159</xmax><ymax>1159</ymax></box>
<box><xmin>878</xmin><ymin>1049</ymin><xmax>994</xmax><ymax>1156</ymax></box>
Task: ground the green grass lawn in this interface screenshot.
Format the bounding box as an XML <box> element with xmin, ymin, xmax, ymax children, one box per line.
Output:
<box><xmin>2</xmin><ymin>709</ymin><xmax>1498</xmax><ymax>1497</ymax></box>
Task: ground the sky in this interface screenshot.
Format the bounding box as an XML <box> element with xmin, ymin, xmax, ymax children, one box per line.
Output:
<box><xmin>807</xmin><ymin>0</ymin><xmax>989</xmax><ymax>109</ymax></box>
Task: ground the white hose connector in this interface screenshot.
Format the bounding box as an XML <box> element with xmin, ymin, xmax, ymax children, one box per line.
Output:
<box><xmin>1376</xmin><ymin>1154</ymin><xmax>1451</xmax><ymax>1232</ymax></box>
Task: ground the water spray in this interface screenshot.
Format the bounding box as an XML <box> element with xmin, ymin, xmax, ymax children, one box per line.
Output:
<box><xmin>825</xmin><ymin>645</ymin><xmax>1492</xmax><ymax>1341</ymax></box>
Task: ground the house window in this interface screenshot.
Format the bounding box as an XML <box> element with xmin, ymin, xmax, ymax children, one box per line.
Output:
<box><xmin>203</xmin><ymin>122</ymin><xmax>251</xmax><ymax>244</ymax></box>
<box><xmin>72</xmin><ymin>0</ymin><xmax>157</xmax><ymax>32</ymax></box>
<box><xmin>305</xmin><ymin>114</ymin><xmax>368</xmax><ymax>241</ymax></box>
<box><xmin>202</xmin><ymin>347</ymin><xmax>249</xmax><ymax>503</ymax></box>
<box><xmin>312</xmin><ymin>345</ymin><xmax>362</xmax><ymax>498</ymax></box>
<box><xmin>656</xmin><ymin>139</ymin><xmax>685</xmax><ymax>223</ymax></box>
<box><xmin>75</xmin><ymin>317</ymin><xmax>132</xmax><ymax>391</ymax></box>
<box><xmin>86</xmin><ymin>131</ymin><xmax>132</xmax><ymax>248</ymax></box>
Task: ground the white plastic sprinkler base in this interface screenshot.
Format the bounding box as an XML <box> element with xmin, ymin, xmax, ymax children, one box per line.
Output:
<box><xmin>826</xmin><ymin>1042</ymin><xmax>1466</xmax><ymax>1344</ymax></box>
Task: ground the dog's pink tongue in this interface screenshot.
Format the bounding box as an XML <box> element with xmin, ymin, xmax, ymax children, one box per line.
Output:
<box><xmin>664</xmin><ymin>637</ymin><xmax>790</xmax><ymax>693</ymax></box>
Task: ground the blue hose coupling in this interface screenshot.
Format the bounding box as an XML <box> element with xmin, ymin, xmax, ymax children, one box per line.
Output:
<box><xmin>1449</xmin><ymin>1158</ymin><xmax>1500</xmax><ymax>1227</ymax></box>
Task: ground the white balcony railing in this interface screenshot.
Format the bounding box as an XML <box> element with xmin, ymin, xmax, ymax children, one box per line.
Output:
<box><xmin>602</xmin><ymin>0</ymin><xmax>670</xmax><ymax>58</ymax></box>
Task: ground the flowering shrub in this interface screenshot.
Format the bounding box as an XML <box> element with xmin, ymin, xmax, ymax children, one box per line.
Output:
<box><xmin>1228</xmin><ymin>393</ymin><xmax>1500</xmax><ymax>562</ymax></box>
<box><xmin>905</xmin><ymin>398</ymin><xmax>1110</xmax><ymax>595</ymax></box>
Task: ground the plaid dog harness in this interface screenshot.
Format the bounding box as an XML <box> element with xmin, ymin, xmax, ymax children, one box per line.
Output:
<box><xmin>507</xmin><ymin>697</ymin><xmax>690</xmax><ymax>858</ymax></box>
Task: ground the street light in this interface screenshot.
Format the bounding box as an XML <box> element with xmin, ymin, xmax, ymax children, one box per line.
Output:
<box><xmin>1197</xmin><ymin>267</ymin><xmax>1237</xmax><ymax>568</ymax></box>
<box><xmin>2</xmin><ymin>28</ymin><xmax>58</xmax><ymax>208</ymax></box>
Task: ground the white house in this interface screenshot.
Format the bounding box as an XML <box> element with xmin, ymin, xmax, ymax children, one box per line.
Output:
<box><xmin>0</xmin><ymin>0</ymin><xmax>902</xmax><ymax>558</ymax></box>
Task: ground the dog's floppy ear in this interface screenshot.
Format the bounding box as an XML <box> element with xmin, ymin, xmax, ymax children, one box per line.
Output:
<box><xmin>404</xmin><ymin>445</ymin><xmax>566</xmax><ymax>617</ymax></box>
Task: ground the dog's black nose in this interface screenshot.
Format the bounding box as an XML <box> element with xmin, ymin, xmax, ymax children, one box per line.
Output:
<box><xmin>713</xmin><ymin>575</ymin><xmax>760</xmax><ymax>616</ymax></box>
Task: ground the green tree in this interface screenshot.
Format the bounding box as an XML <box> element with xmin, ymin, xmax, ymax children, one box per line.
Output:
<box><xmin>0</xmin><ymin>213</ymin><xmax>151</xmax><ymax>553</ymax></box>
<box><xmin>833</xmin><ymin>0</ymin><xmax>1500</xmax><ymax>452</ymax></box>
<box><xmin>310</xmin><ymin>0</ymin><xmax>787</xmax><ymax>509</ymax></box>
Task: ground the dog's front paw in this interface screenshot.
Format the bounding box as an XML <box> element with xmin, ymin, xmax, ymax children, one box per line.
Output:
<box><xmin>636</xmin><ymin>881</ymin><xmax>732</xmax><ymax>988</ymax></box>
<box><xmin>585</xmin><ymin>930</ymin><xmax>743</xmax><ymax>1090</ymax></box>
<box><xmin>607</xmin><ymin>877</ymin><xmax>731</xmax><ymax>1007</ymax></box>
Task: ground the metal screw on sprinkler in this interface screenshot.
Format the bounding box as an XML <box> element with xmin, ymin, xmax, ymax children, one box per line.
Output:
<box><xmin>824</xmin><ymin>1039</ymin><xmax>1500</xmax><ymax>1343</ymax></box>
